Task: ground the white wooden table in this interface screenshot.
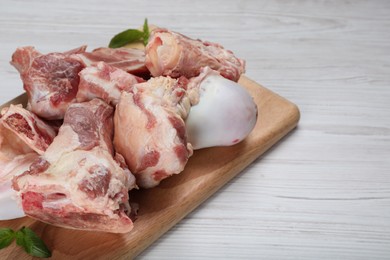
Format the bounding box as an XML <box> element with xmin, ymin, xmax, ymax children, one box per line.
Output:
<box><xmin>1</xmin><ymin>0</ymin><xmax>389</xmax><ymax>259</ymax></box>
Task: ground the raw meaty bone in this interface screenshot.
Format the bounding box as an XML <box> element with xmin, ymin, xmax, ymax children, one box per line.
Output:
<box><xmin>0</xmin><ymin>104</ymin><xmax>57</xmax><ymax>156</ymax></box>
<box><xmin>11</xmin><ymin>46</ymin><xmax>86</xmax><ymax>120</ymax></box>
<box><xmin>72</xmin><ymin>47</ymin><xmax>149</xmax><ymax>77</ymax></box>
<box><xmin>76</xmin><ymin>62</ymin><xmax>145</xmax><ymax>105</ymax></box>
<box><xmin>10</xmin><ymin>45</ymin><xmax>149</xmax><ymax>120</ymax></box>
<box><xmin>0</xmin><ymin>105</ymin><xmax>56</xmax><ymax>220</ymax></box>
<box><xmin>0</xmin><ymin>153</ymin><xmax>37</xmax><ymax>220</ymax></box>
<box><xmin>114</xmin><ymin>76</ymin><xmax>193</xmax><ymax>189</ymax></box>
<box><xmin>145</xmin><ymin>28</ymin><xmax>245</xmax><ymax>82</ymax></box>
<box><xmin>13</xmin><ymin>99</ymin><xmax>137</xmax><ymax>233</ymax></box>
<box><xmin>186</xmin><ymin>67</ymin><xmax>258</xmax><ymax>149</ymax></box>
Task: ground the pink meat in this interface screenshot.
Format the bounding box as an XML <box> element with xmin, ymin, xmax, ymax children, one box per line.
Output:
<box><xmin>0</xmin><ymin>105</ymin><xmax>57</xmax><ymax>219</ymax></box>
<box><xmin>145</xmin><ymin>28</ymin><xmax>245</xmax><ymax>82</ymax></box>
<box><xmin>114</xmin><ymin>76</ymin><xmax>193</xmax><ymax>188</ymax></box>
<box><xmin>73</xmin><ymin>47</ymin><xmax>149</xmax><ymax>77</ymax></box>
<box><xmin>10</xmin><ymin>46</ymin><xmax>86</xmax><ymax>120</ymax></box>
<box><xmin>13</xmin><ymin>99</ymin><xmax>137</xmax><ymax>233</ymax></box>
<box><xmin>0</xmin><ymin>153</ymin><xmax>38</xmax><ymax>220</ymax></box>
<box><xmin>0</xmin><ymin>105</ymin><xmax>57</xmax><ymax>156</ymax></box>
<box><xmin>77</xmin><ymin>62</ymin><xmax>145</xmax><ymax>105</ymax></box>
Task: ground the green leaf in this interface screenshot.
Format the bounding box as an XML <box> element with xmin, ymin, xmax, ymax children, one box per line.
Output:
<box><xmin>0</xmin><ymin>228</ymin><xmax>15</xmax><ymax>249</ymax></box>
<box><xmin>109</xmin><ymin>18</ymin><xmax>150</xmax><ymax>48</ymax></box>
<box><xmin>109</xmin><ymin>28</ymin><xmax>144</xmax><ymax>48</ymax></box>
<box><xmin>143</xmin><ymin>18</ymin><xmax>150</xmax><ymax>46</ymax></box>
<box><xmin>16</xmin><ymin>227</ymin><xmax>51</xmax><ymax>258</ymax></box>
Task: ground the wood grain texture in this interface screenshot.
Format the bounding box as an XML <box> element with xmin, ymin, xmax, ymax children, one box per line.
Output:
<box><xmin>0</xmin><ymin>76</ymin><xmax>299</xmax><ymax>259</ymax></box>
<box><xmin>0</xmin><ymin>0</ymin><xmax>390</xmax><ymax>259</ymax></box>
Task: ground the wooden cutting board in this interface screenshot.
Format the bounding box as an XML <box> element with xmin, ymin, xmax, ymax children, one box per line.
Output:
<box><xmin>0</xmin><ymin>76</ymin><xmax>300</xmax><ymax>259</ymax></box>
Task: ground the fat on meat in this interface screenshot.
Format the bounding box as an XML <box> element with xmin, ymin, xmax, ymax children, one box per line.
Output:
<box><xmin>0</xmin><ymin>105</ymin><xmax>56</xmax><ymax>220</ymax></box>
<box><xmin>13</xmin><ymin>99</ymin><xmax>137</xmax><ymax>233</ymax></box>
<box><xmin>10</xmin><ymin>46</ymin><xmax>86</xmax><ymax>120</ymax></box>
<box><xmin>145</xmin><ymin>28</ymin><xmax>245</xmax><ymax>82</ymax></box>
<box><xmin>77</xmin><ymin>62</ymin><xmax>144</xmax><ymax>105</ymax></box>
<box><xmin>0</xmin><ymin>153</ymin><xmax>38</xmax><ymax>220</ymax></box>
<box><xmin>0</xmin><ymin>104</ymin><xmax>57</xmax><ymax>157</ymax></box>
<box><xmin>73</xmin><ymin>47</ymin><xmax>149</xmax><ymax>77</ymax></box>
<box><xmin>114</xmin><ymin>76</ymin><xmax>193</xmax><ymax>188</ymax></box>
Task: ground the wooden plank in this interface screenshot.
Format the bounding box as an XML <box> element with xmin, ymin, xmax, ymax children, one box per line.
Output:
<box><xmin>0</xmin><ymin>76</ymin><xmax>299</xmax><ymax>259</ymax></box>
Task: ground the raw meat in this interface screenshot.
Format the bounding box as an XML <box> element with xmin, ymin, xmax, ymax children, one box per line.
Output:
<box><xmin>11</xmin><ymin>46</ymin><xmax>86</xmax><ymax>120</ymax></box>
<box><xmin>0</xmin><ymin>105</ymin><xmax>56</xmax><ymax>220</ymax></box>
<box><xmin>145</xmin><ymin>28</ymin><xmax>245</xmax><ymax>82</ymax></box>
<box><xmin>13</xmin><ymin>99</ymin><xmax>137</xmax><ymax>233</ymax></box>
<box><xmin>73</xmin><ymin>47</ymin><xmax>149</xmax><ymax>77</ymax></box>
<box><xmin>0</xmin><ymin>104</ymin><xmax>57</xmax><ymax>157</ymax></box>
<box><xmin>0</xmin><ymin>153</ymin><xmax>37</xmax><ymax>220</ymax></box>
<box><xmin>114</xmin><ymin>76</ymin><xmax>193</xmax><ymax>188</ymax></box>
<box><xmin>76</xmin><ymin>62</ymin><xmax>144</xmax><ymax>105</ymax></box>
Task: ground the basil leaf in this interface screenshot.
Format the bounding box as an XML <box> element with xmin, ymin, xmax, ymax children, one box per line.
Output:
<box><xmin>16</xmin><ymin>227</ymin><xmax>51</xmax><ymax>258</ymax></box>
<box><xmin>109</xmin><ymin>18</ymin><xmax>150</xmax><ymax>48</ymax></box>
<box><xmin>15</xmin><ymin>229</ymin><xmax>24</xmax><ymax>246</ymax></box>
<box><xmin>0</xmin><ymin>228</ymin><xmax>15</xmax><ymax>249</ymax></box>
<box><xmin>143</xmin><ymin>18</ymin><xmax>150</xmax><ymax>46</ymax></box>
<box><xmin>109</xmin><ymin>29</ymin><xmax>144</xmax><ymax>48</ymax></box>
